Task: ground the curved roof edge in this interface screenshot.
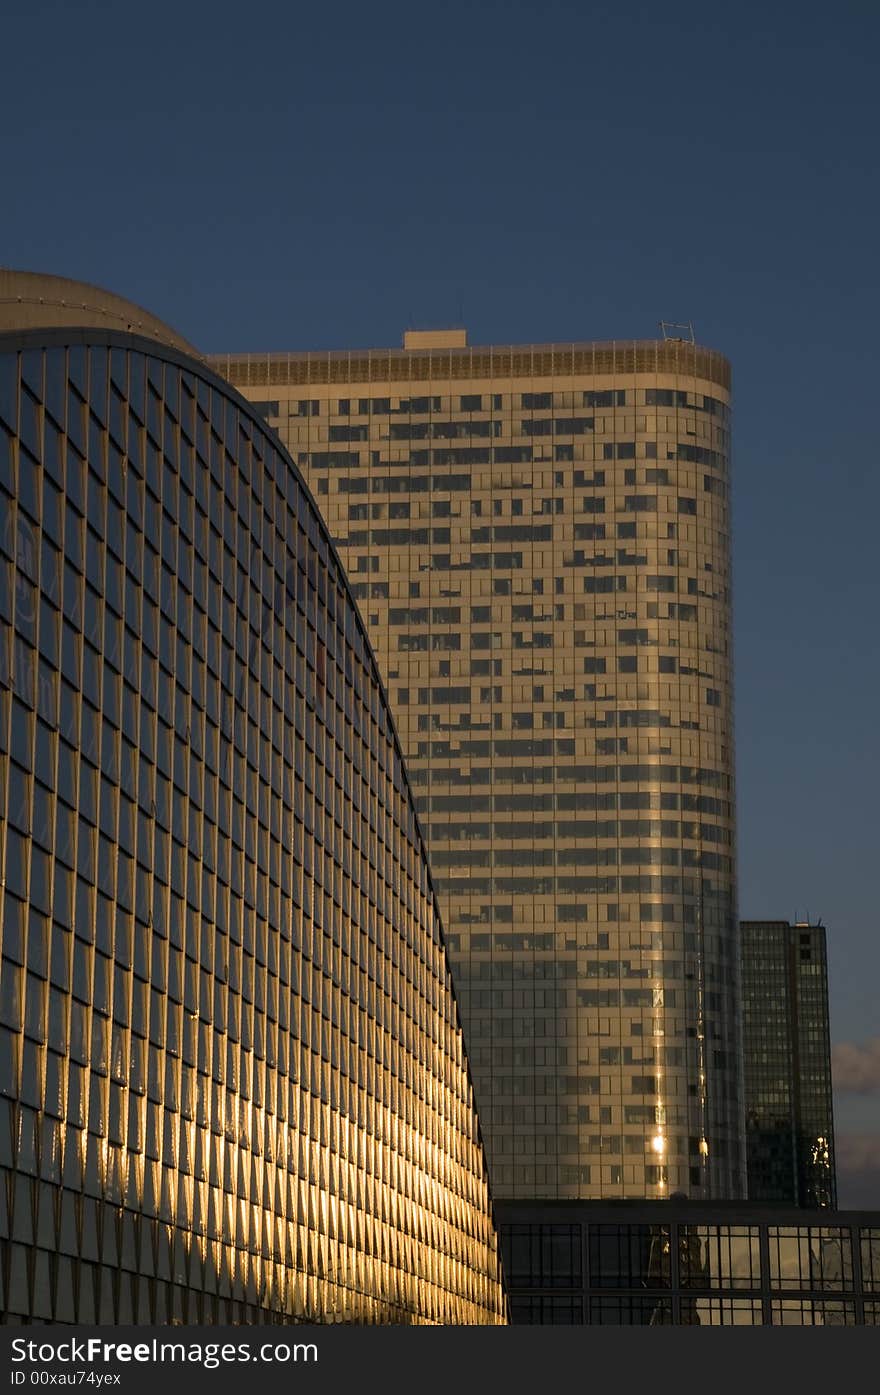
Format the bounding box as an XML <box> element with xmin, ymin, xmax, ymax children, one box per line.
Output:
<box><xmin>0</xmin><ymin>269</ymin><xmax>201</xmax><ymax>359</ymax></box>
<box><xmin>0</xmin><ymin>327</ymin><xmax>440</xmax><ymax>927</ymax></box>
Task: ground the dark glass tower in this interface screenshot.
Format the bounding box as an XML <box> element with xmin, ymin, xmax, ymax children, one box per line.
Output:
<box><xmin>0</xmin><ymin>272</ymin><xmax>506</xmax><ymax>1324</ymax></box>
<box><xmin>740</xmin><ymin>920</ymin><xmax>836</xmax><ymax>1207</ymax></box>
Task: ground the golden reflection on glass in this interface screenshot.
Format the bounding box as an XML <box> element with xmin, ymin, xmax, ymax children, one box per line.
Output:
<box><xmin>0</xmin><ymin>334</ymin><xmax>506</xmax><ymax>1324</ymax></box>
<box><xmin>225</xmin><ymin>339</ymin><xmax>742</xmax><ymax>1200</ymax></box>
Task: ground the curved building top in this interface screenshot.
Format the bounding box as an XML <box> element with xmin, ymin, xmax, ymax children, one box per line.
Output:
<box><xmin>211</xmin><ymin>330</ymin><xmax>730</xmax><ymax>393</ymax></box>
<box><xmin>0</xmin><ymin>275</ymin><xmax>506</xmax><ymax>1323</ymax></box>
<box><xmin>0</xmin><ymin>277</ymin><xmax>466</xmax><ymax>934</ymax></box>
<box><xmin>0</xmin><ymin>268</ymin><xmax>201</xmax><ymax>358</ymax></box>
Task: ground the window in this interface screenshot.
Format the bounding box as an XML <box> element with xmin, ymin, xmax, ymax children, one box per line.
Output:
<box><xmin>501</xmin><ymin>1225</ymin><xmax>582</xmax><ymax>1288</ymax></box>
<box><xmin>767</xmin><ymin>1228</ymin><xmax>853</xmax><ymax>1291</ymax></box>
<box><xmin>589</xmin><ymin>1225</ymin><xmax>671</xmax><ymax>1288</ymax></box>
<box><xmin>680</xmin><ymin>1227</ymin><xmax>761</xmax><ymax>1289</ymax></box>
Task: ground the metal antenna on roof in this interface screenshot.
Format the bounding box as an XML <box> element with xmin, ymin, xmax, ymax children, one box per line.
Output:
<box><xmin>659</xmin><ymin>321</ymin><xmax>695</xmax><ymax>344</ymax></box>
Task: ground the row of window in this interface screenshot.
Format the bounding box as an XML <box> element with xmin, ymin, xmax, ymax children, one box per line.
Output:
<box><xmin>309</xmin><ymin>445</ymin><xmax>729</xmax><ymax>477</ymax></box>
<box><xmin>501</xmin><ymin>1223</ymin><xmax>880</xmax><ymax>1292</ymax></box>
<box><xmin>430</xmin><ymin>847</ymin><xmax>732</xmax><ymax>870</ymax></box>
<box><xmin>510</xmin><ymin>1296</ymin><xmax>877</xmax><ymax>1325</ymax></box>
<box><xmin>436</xmin><ymin>874</ymin><xmax>732</xmax><ymax>898</ymax></box>
<box><xmin>277</xmin><ymin>389</ymin><xmax>727</xmax><ymax>417</ymax></box>
<box><xmin>418</xmin><ymin>791</ymin><xmax>730</xmax><ymax>814</ymax></box>
<box><xmin>409</xmin><ymin>768</ymin><xmax>735</xmax><ymax>801</ymax></box>
<box><xmin>422</xmin><ymin>819</ymin><xmax>730</xmax><ymax>842</ymax></box>
<box><xmin>410</xmin><ymin>745</ymin><xmax>730</xmax><ymax>778</ymax></box>
<box><xmin>334</xmin><ymin>468</ymin><xmax>723</xmax><ymax>496</ymax></box>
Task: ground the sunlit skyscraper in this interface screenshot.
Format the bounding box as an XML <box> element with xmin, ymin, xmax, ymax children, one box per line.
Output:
<box><xmin>217</xmin><ymin>328</ymin><xmax>745</xmax><ymax>1200</ymax></box>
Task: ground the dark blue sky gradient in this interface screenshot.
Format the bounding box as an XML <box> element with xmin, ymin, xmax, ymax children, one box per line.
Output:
<box><xmin>3</xmin><ymin>0</ymin><xmax>878</xmax><ymax>1193</ymax></box>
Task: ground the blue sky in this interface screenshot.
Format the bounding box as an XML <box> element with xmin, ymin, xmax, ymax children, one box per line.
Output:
<box><xmin>2</xmin><ymin>0</ymin><xmax>878</xmax><ymax>1202</ymax></box>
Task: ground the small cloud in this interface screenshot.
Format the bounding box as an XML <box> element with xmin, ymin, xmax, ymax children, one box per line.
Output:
<box><xmin>832</xmin><ymin>1038</ymin><xmax>880</xmax><ymax>1094</ymax></box>
<box><xmin>836</xmin><ymin>1133</ymin><xmax>880</xmax><ymax>1172</ymax></box>
<box><xmin>835</xmin><ymin>1132</ymin><xmax>880</xmax><ymax>1209</ymax></box>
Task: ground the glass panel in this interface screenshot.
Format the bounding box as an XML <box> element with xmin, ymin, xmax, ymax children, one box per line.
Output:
<box><xmin>680</xmin><ymin>1297</ymin><xmax>763</xmax><ymax>1325</ymax></box>
<box><xmin>590</xmin><ymin>1295</ymin><xmax>674</xmax><ymax>1325</ymax></box>
<box><xmin>767</xmin><ymin>1226</ymin><xmax>853</xmax><ymax>1291</ymax></box>
<box><xmin>771</xmin><ymin>1299</ymin><xmax>857</xmax><ymax>1326</ymax></box>
<box><xmin>589</xmin><ymin>1224</ymin><xmax>671</xmax><ymax>1287</ymax></box>
<box><xmin>679</xmin><ymin>1225</ymin><xmax>761</xmax><ymax>1289</ymax></box>
<box><xmin>861</xmin><ymin>1229</ymin><xmax>880</xmax><ymax>1291</ymax></box>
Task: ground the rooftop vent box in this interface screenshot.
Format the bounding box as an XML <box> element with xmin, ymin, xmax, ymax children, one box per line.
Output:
<box><xmin>403</xmin><ymin>328</ymin><xmax>467</xmax><ymax>350</ymax></box>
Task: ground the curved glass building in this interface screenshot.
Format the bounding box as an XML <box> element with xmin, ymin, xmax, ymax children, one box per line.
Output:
<box><xmin>216</xmin><ymin>332</ymin><xmax>743</xmax><ymax>1201</ymax></box>
<box><xmin>0</xmin><ymin>273</ymin><xmax>506</xmax><ymax>1324</ymax></box>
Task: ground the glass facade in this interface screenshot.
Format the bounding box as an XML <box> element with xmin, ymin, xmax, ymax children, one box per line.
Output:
<box><xmin>217</xmin><ymin>334</ymin><xmax>743</xmax><ymax>1200</ymax></box>
<box><xmin>496</xmin><ymin>1202</ymin><xmax>880</xmax><ymax>1324</ymax></box>
<box><xmin>740</xmin><ymin>920</ymin><xmax>836</xmax><ymax>1206</ymax></box>
<box><xmin>0</xmin><ymin>309</ymin><xmax>506</xmax><ymax>1324</ymax></box>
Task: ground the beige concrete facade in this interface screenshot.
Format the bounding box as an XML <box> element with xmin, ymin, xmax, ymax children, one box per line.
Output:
<box><xmin>215</xmin><ymin>335</ymin><xmax>744</xmax><ymax>1200</ymax></box>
